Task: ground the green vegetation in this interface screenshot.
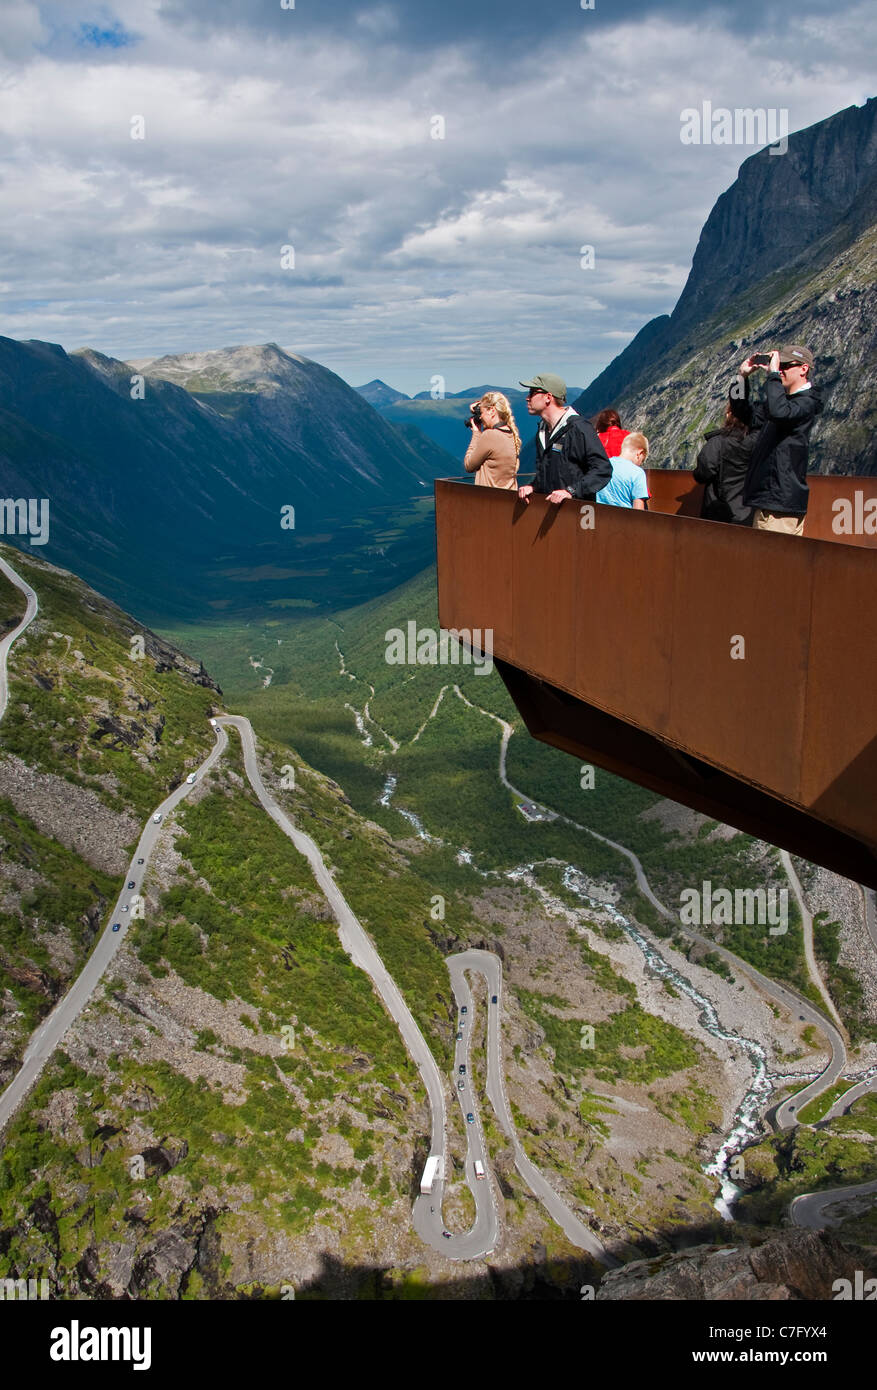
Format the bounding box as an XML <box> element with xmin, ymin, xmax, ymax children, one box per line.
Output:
<box><xmin>0</xmin><ymin>796</ymin><xmax>116</xmax><ymax>1044</ymax></box>
<box><xmin>797</xmin><ymin>1081</ymin><xmax>857</xmax><ymax>1125</ymax></box>
<box><xmin>736</xmin><ymin>1095</ymin><xmax>877</xmax><ymax>1225</ymax></box>
<box><xmin>517</xmin><ymin>988</ymin><xmax>699</xmax><ymax>1085</ymax></box>
<box><xmin>577</xmin><ymin>1091</ymin><xmax>617</xmax><ymax>1138</ymax></box>
<box><xmin>651</xmin><ymin>1081</ymin><xmax>720</xmax><ymax>1138</ymax></box>
<box><xmin>0</xmin><ymin>546</ymin><xmax>217</xmax><ymax>822</ymax></box>
<box><xmin>812</xmin><ymin>910</ymin><xmax>877</xmax><ymax>1043</ymax></box>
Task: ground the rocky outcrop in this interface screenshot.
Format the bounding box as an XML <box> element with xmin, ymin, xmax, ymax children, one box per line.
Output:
<box><xmin>596</xmin><ymin>1230</ymin><xmax>876</xmax><ymax>1300</ymax></box>
<box><xmin>570</xmin><ymin>98</ymin><xmax>877</xmax><ymax>476</ymax></box>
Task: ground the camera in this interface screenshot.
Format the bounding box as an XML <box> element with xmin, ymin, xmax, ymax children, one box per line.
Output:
<box><xmin>750</xmin><ymin>353</ymin><xmax>772</xmax><ymax>366</ymax></box>
<box><xmin>465</xmin><ymin>403</ymin><xmax>483</xmax><ymax>430</ymax></box>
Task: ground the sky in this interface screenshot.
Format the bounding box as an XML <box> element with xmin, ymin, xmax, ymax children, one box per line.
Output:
<box><xmin>0</xmin><ymin>0</ymin><xmax>874</xmax><ymax>395</ymax></box>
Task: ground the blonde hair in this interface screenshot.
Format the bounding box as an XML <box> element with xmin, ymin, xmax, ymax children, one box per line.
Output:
<box><xmin>622</xmin><ymin>431</ymin><xmax>649</xmax><ymax>461</ymax></box>
<box><xmin>479</xmin><ymin>392</ymin><xmax>521</xmax><ymax>457</ymax></box>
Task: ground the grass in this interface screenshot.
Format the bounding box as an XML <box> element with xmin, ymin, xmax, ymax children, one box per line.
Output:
<box><xmin>736</xmin><ymin>1095</ymin><xmax>877</xmax><ymax>1224</ymax></box>
<box><xmin>0</xmin><ymin>544</ymin><xmax>217</xmax><ymax>823</ymax></box>
<box><xmin>797</xmin><ymin>1080</ymin><xmax>858</xmax><ymax>1125</ymax></box>
<box><xmin>517</xmin><ymin>988</ymin><xmax>699</xmax><ymax>1085</ymax></box>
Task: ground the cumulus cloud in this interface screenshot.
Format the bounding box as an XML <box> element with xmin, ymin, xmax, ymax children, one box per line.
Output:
<box><xmin>0</xmin><ymin>0</ymin><xmax>49</xmax><ymax>59</ymax></box>
<box><xmin>0</xmin><ymin>1</ymin><xmax>873</xmax><ymax>392</ymax></box>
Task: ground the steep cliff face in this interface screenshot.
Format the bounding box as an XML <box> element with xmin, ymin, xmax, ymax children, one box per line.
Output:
<box><xmin>672</xmin><ymin>98</ymin><xmax>877</xmax><ymax>332</ymax></box>
<box><xmin>596</xmin><ymin>1230</ymin><xmax>876</xmax><ymax>1301</ymax></box>
<box><xmin>573</xmin><ymin>98</ymin><xmax>877</xmax><ymax>475</ymax></box>
<box><xmin>592</xmin><ymin>220</ymin><xmax>877</xmax><ymax>474</ymax></box>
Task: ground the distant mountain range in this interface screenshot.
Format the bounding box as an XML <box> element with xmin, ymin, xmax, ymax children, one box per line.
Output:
<box><xmin>357</xmin><ymin>383</ymin><xmax>583</xmax><ymax>460</ymax></box>
<box><xmin>0</xmin><ymin>340</ymin><xmax>457</xmax><ymax>623</ymax></box>
<box><xmin>354</xmin><ymin>379</ymin><xmax>409</xmax><ymax>407</ymax></box>
<box><xmin>567</xmin><ymin>97</ymin><xmax>877</xmax><ymax>474</ymax></box>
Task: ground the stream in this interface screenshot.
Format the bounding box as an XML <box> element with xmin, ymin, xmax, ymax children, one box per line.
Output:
<box><xmin>377</xmin><ymin>773</ymin><xmax>818</xmax><ymax>1219</ymax></box>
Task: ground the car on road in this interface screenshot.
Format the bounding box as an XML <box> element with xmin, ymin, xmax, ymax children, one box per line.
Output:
<box><xmin>210</xmin><ymin>718</ymin><xmax>217</xmax><ymax>728</ymax></box>
<box><xmin>442</xmin><ymin>1231</ymin><xmax>451</xmax><ymax>1239</ymax></box>
<box><xmin>152</xmin><ymin>813</ymin><xmax>162</xmax><ymax>824</ymax></box>
<box><xmin>466</xmin><ymin>1113</ymin><xmax>474</xmax><ymax>1124</ymax></box>
<box><xmin>457</xmin><ymin>1080</ymin><xmax>465</xmax><ymax>1091</ymax></box>
<box><xmin>137</xmin><ymin>858</ymin><xmax>145</xmax><ymax>865</ymax></box>
<box><xmin>456</xmin><ymin>1031</ymin><xmax>462</xmax><ymax>1040</ymax></box>
<box><xmin>491</xmin><ymin>995</ymin><xmax>498</xmax><ymax>1004</ymax></box>
<box><xmin>458</xmin><ymin>1064</ymin><xmax>466</xmax><ymax>1075</ymax></box>
<box><xmin>127</xmin><ymin>880</ymin><xmax>135</xmax><ymax>889</ymax></box>
<box><xmin>186</xmin><ymin>773</ymin><xmax>196</xmax><ymax>784</ymax></box>
<box><xmin>122</xmin><ymin>904</ymin><xmax>129</xmax><ymax>912</ymax></box>
<box><xmin>460</xmin><ymin>1006</ymin><xmax>467</xmax><ymax>1014</ymax></box>
<box><xmin>111</xmin><ymin>923</ymin><xmax>121</xmax><ymax>932</ymax></box>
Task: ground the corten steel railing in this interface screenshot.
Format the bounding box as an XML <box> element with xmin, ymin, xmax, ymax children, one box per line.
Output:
<box><xmin>435</xmin><ymin>476</ymin><xmax>877</xmax><ymax>887</ymax></box>
<box><xmin>646</xmin><ymin>469</ymin><xmax>877</xmax><ymax>547</ymax></box>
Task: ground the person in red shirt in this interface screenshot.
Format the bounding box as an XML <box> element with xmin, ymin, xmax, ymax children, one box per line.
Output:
<box><xmin>593</xmin><ymin>408</ymin><xmax>629</xmax><ymax>460</ymax></box>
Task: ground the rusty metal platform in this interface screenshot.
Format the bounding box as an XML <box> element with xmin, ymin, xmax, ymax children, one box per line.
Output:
<box><xmin>435</xmin><ymin>473</ymin><xmax>877</xmax><ymax>887</ymax></box>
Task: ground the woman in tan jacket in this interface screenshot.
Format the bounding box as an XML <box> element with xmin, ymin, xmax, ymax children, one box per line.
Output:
<box><xmin>463</xmin><ymin>391</ymin><xmax>520</xmax><ymax>488</ymax></box>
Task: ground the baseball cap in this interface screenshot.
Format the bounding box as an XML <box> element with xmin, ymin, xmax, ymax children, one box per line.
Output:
<box><xmin>519</xmin><ymin>372</ymin><xmax>567</xmax><ymax>402</ymax></box>
<box><xmin>777</xmin><ymin>344</ymin><xmax>814</xmax><ymax>370</ymax></box>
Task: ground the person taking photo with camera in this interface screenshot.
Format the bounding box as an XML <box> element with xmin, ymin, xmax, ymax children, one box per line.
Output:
<box><xmin>462</xmin><ymin>390</ymin><xmax>520</xmax><ymax>489</ymax></box>
<box><xmin>738</xmin><ymin>345</ymin><xmax>822</xmax><ymax>536</ymax></box>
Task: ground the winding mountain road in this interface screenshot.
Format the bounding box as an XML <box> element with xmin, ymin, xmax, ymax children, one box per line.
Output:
<box><xmin>0</xmin><ymin>552</ymin><xmax>39</xmax><ymax>720</ymax></box>
<box><xmin>1</xmin><ymin>564</ymin><xmax>872</xmax><ymax>1260</ymax></box>
<box><xmin>0</xmin><ymin>724</ymin><xmax>229</xmax><ymax>1136</ymax></box>
<box><xmin>451</xmin><ymin>684</ymin><xmax>847</xmax><ymax>1130</ymax></box>
<box><xmin>791</xmin><ymin>1178</ymin><xmax>877</xmax><ymax>1231</ymax></box>
<box><xmin>448</xmin><ymin>950</ymin><xmax>612</xmax><ymax>1262</ymax></box>
<box><xmin>0</xmin><ymin>604</ymin><xmax>612</xmax><ymax>1262</ymax></box>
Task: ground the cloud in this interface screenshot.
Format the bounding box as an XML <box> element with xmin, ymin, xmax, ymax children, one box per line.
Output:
<box><xmin>0</xmin><ymin>2</ymin><xmax>873</xmax><ymax>393</ymax></box>
<box><xmin>0</xmin><ymin>0</ymin><xmax>49</xmax><ymax>59</ymax></box>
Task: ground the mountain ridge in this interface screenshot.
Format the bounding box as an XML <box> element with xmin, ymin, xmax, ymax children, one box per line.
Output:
<box><xmin>568</xmin><ymin>97</ymin><xmax>877</xmax><ymax>473</ymax></box>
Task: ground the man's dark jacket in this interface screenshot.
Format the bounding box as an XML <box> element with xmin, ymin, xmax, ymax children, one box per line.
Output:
<box><xmin>532</xmin><ymin>411</ymin><xmax>612</xmax><ymax>500</ymax></box>
<box><xmin>742</xmin><ymin>374</ymin><xmax>823</xmax><ymax>516</ymax></box>
<box><xmin>694</xmin><ymin>427</ymin><xmax>755</xmax><ymax>524</ymax></box>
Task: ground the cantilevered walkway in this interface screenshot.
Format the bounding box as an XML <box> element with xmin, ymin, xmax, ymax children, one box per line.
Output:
<box><xmin>435</xmin><ymin>472</ymin><xmax>877</xmax><ymax>888</ymax></box>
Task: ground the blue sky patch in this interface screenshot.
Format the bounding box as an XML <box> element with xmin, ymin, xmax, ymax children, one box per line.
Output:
<box><xmin>77</xmin><ymin>21</ymin><xmax>134</xmax><ymax>49</ymax></box>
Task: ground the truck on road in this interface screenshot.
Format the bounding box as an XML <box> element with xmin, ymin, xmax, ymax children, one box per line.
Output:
<box><xmin>420</xmin><ymin>1155</ymin><xmax>443</xmax><ymax>1195</ymax></box>
<box><xmin>474</xmin><ymin>1160</ymin><xmax>486</xmax><ymax>1181</ymax></box>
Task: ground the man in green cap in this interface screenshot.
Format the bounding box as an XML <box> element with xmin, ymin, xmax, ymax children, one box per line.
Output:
<box><xmin>517</xmin><ymin>373</ymin><xmax>612</xmax><ymax>505</ymax></box>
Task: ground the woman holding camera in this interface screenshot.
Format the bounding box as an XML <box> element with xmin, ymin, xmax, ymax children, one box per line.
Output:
<box><xmin>463</xmin><ymin>391</ymin><xmax>520</xmax><ymax>489</ymax></box>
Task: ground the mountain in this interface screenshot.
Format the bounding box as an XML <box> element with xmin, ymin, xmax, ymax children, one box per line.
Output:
<box><xmin>0</xmin><ymin>340</ymin><xmax>456</xmax><ymax>623</ymax></box>
<box><xmin>0</xmin><ymin>542</ymin><xmax>445</xmax><ymax>1295</ymax></box>
<box><xmin>354</xmin><ymin>379</ymin><xmax>410</xmax><ymax>406</ymax></box>
<box><xmin>568</xmin><ymin>97</ymin><xmax>877</xmax><ymax>474</ymax></box>
<box><xmin>372</xmin><ymin>385</ymin><xmax>580</xmax><ymax>461</ymax></box>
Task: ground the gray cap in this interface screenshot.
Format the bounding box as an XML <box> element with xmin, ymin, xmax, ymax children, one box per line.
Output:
<box><xmin>777</xmin><ymin>344</ymin><xmax>814</xmax><ymax>370</ymax></box>
<box><xmin>519</xmin><ymin>372</ymin><xmax>567</xmax><ymax>402</ymax></box>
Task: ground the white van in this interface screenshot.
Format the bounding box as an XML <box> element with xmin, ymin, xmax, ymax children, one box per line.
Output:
<box><xmin>152</xmin><ymin>812</ymin><xmax>162</xmax><ymax>824</ymax></box>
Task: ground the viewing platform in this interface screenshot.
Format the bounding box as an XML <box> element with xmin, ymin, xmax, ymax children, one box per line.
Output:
<box><xmin>435</xmin><ymin>472</ymin><xmax>877</xmax><ymax>888</ymax></box>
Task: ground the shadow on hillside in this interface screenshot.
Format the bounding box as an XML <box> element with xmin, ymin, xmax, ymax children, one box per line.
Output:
<box><xmin>246</xmin><ymin>1214</ymin><xmax>732</xmax><ymax>1300</ymax></box>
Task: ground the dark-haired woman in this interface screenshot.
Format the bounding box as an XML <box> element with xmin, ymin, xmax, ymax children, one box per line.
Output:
<box><xmin>593</xmin><ymin>408</ymin><xmax>629</xmax><ymax>461</ymax></box>
<box><xmin>694</xmin><ymin>397</ymin><xmax>755</xmax><ymax>524</ymax></box>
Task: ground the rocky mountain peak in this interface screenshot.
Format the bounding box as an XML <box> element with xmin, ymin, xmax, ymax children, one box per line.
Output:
<box><xmin>672</xmin><ymin>96</ymin><xmax>877</xmax><ymax>330</ymax></box>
